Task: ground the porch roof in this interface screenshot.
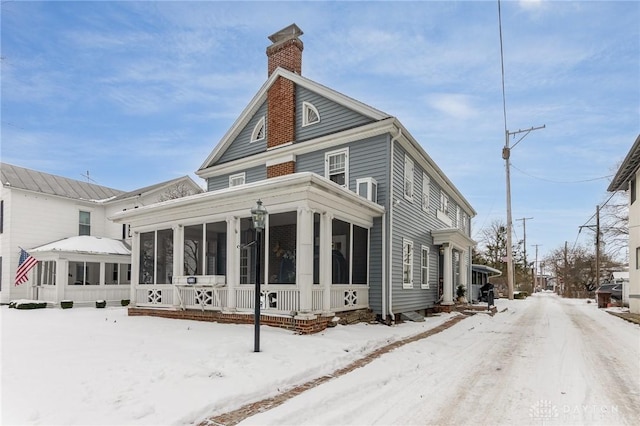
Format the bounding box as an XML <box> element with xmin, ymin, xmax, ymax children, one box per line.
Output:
<box><xmin>109</xmin><ymin>172</ymin><xmax>385</xmax><ymax>228</ymax></box>
<box><xmin>431</xmin><ymin>228</ymin><xmax>476</xmax><ymax>250</ymax></box>
<box><xmin>29</xmin><ymin>236</ymin><xmax>131</xmax><ymax>256</ymax></box>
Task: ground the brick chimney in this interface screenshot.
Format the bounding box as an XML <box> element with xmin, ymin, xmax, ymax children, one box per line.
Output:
<box><xmin>265</xmin><ymin>24</ymin><xmax>303</xmax><ymax>177</ymax></box>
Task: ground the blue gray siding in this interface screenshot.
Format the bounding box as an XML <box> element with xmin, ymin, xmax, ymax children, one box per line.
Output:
<box><xmin>295</xmin><ymin>86</ymin><xmax>375</xmax><ymax>143</ymax></box>
<box><xmin>207</xmin><ymin>165</ymin><xmax>267</xmax><ymax>192</ymax></box>
<box><xmin>218</xmin><ymin>102</ymin><xmax>268</xmax><ymax>164</ymax></box>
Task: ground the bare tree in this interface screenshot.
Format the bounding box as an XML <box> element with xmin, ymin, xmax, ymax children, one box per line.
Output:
<box><xmin>158</xmin><ymin>182</ymin><xmax>198</xmax><ymax>202</ymax></box>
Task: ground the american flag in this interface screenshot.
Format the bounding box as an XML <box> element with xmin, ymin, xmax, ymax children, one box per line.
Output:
<box><xmin>15</xmin><ymin>248</ymin><xmax>38</xmax><ymax>285</ymax></box>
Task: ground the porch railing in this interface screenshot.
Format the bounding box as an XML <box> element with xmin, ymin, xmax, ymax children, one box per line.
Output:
<box><xmin>133</xmin><ymin>283</ymin><xmax>369</xmax><ymax>315</ymax></box>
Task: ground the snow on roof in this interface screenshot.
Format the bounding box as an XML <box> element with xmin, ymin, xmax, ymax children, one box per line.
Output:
<box><xmin>30</xmin><ymin>236</ymin><xmax>131</xmax><ymax>255</ymax></box>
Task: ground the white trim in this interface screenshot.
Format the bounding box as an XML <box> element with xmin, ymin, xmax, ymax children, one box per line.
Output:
<box><xmin>421</xmin><ymin>245</ymin><xmax>430</xmax><ymax>289</ymax></box>
<box><xmin>402</xmin><ymin>238</ymin><xmax>413</xmax><ymax>289</ymax></box>
<box><xmin>356</xmin><ymin>177</ymin><xmax>378</xmax><ymax>203</ymax></box>
<box><xmin>250</xmin><ymin>116</ymin><xmax>265</xmax><ymax>143</ymax></box>
<box><xmin>302</xmin><ymin>101</ymin><xmax>320</xmax><ymax>127</ymax></box>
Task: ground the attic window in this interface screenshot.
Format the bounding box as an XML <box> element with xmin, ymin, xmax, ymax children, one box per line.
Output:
<box><xmin>251</xmin><ymin>116</ymin><xmax>265</xmax><ymax>143</ymax></box>
<box><xmin>302</xmin><ymin>102</ymin><xmax>320</xmax><ymax>127</ymax></box>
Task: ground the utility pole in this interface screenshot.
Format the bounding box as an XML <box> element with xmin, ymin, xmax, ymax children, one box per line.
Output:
<box><xmin>517</xmin><ymin>217</ymin><xmax>533</xmax><ymax>293</ymax></box>
<box><xmin>503</xmin><ymin>125</ymin><xmax>545</xmax><ymax>299</ymax></box>
<box><xmin>563</xmin><ymin>241</ymin><xmax>568</xmax><ymax>296</ymax></box>
<box><xmin>532</xmin><ymin>244</ymin><xmax>542</xmax><ymax>293</ymax></box>
<box><xmin>579</xmin><ymin>205</ymin><xmax>602</xmax><ymax>292</ymax></box>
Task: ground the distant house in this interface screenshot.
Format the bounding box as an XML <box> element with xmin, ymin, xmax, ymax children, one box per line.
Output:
<box><xmin>110</xmin><ymin>24</ymin><xmax>476</xmax><ymax>333</ymax></box>
<box><xmin>607</xmin><ymin>134</ymin><xmax>640</xmax><ymax>314</ymax></box>
<box><xmin>0</xmin><ymin>163</ymin><xmax>202</xmax><ymax>305</ymax></box>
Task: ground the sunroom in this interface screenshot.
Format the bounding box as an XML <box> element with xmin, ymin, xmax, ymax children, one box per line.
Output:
<box><xmin>110</xmin><ymin>173</ymin><xmax>385</xmax><ymax>327</ymax></box>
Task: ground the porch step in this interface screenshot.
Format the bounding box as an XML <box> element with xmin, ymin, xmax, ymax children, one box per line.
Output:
<box><xmin>401</xmin><ymin>311</ymin><xmax>425</xmax><ymax>322</ymax></box>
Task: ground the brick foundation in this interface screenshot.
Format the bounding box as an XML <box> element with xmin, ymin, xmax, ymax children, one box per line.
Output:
<box><xmin>128</xmin><ymin>307</ymin><xmax>376</xmax><ymax>334</ymax></box>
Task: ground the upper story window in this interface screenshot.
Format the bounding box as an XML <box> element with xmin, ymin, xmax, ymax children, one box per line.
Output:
<box><xmin>439</xmin><ymin>191</ymin><xmax>449</xmax><ymax>215</ymax></box>
<box><xmin>79</xmin><ymin>211</ymin><xmax>91</xmax><ymax>236</ymax></box>
<box><xmin>422</xmin><ymin>173</ymin><xmax>430</xmax><ymax>212</ymax></box>
<box><xmin>302</xmin><ymin>101</ymin><xmax>320</xmax><ymax>126</ymax></box>
<box><xmin>229</xmin><ymin>172</ymin><xmax>246</xmax><ymax>187</ymax></box>
<box><xmin>0</xmin><ymin>199</ymin><xmax>3</xmax><ymax>234</ymax></box>
<box><xmin>357</xmin><ymin>178</ymin><xmax>378</xmax><ymax>203</ymax></box>
<box><xmin>404</xmin><ymin>155</ymin><xmax>414</xmax><ymax>201</ymax></box>
<box><xmin>250</xmin><ymin>116</ymin><xmax>265</xmax><ymax>143</ymax></box>
<box><xmin>631</xmin><ymin>178</ymin><xmax>636</xmax><ymax>205</ymax></box>
<box><xmin>325</xmin><ymin>148</ymin><xmax>349</xmax><ymax>188</ymax></box>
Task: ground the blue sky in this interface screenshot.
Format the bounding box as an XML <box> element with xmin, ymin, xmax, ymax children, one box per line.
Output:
<box><xmin>2</xmin><ymin>1</ymin><xmax>638</xmax><ymax>261</ymax></box>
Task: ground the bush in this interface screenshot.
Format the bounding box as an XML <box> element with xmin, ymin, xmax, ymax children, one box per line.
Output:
<box><xmin>95</xmin><ymin>300</ymin><xmax>107</xmax><ymax>308</ymax></box>
<box><xmin>9</xmin><ymin>300</ymin><xmax>47</xmax><ymax>310</ymax></box>
<box><xmin>121</xmin><ymin>299</ymin><xmax>130</xmax><ymax>307</ymax></box>
<box><xmin>61</xmin><ymin>300</ymin><xmax>74</xmax><ymax>309</ymax></box>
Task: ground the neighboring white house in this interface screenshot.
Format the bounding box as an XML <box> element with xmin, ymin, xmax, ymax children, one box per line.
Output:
<box><xmin>608</xmin><ymin>134</ymin><xmax>640</xmax><ymax>314</ymax></box>
<box><xmin>0</xmin><ymin>163</ymin><xmax>202</xmax><ymax>305</ymax></box>
<box><xmin>110</xmin><ymin>24</ymin><xmax>477</xmax><ymax>333</ymax></box>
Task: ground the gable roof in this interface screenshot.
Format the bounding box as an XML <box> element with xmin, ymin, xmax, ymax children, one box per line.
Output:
<box><xmin>107</xmin><ymin>175</ymin><xmax>203</xmax><ymax>203</ymax></box>
<box><xmin>1</xmin><ymin>162</ymin><xmax>124</xmax><ymax>201</ymax></box>
<box><xmin>198</xmin><ymin>67</ymin><xmax>390</xmax><ymax>172</ymax></box>
<box><xmin>608</xmin><ymin>134</ymin><xmax>640</xmax><ymax>192</ymax></box>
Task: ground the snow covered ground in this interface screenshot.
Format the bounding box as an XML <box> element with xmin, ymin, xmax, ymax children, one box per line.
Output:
<box><xmin>1</xmin><ymin>293</ymin><xmax>638</xmax><ymax>426</ymax></box>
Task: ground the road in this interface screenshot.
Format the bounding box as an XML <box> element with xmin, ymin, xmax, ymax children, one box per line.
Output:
<box><xmin>239</xmin><ymin>293</ymin><xmax>640</xmax><ymax>425</ymax></box>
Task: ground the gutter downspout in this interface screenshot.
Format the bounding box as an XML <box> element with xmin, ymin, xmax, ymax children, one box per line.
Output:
<box><xmin>387</xmin><ymin>126</ymin><xmax>403</xmax><ymax>324</ymax></box>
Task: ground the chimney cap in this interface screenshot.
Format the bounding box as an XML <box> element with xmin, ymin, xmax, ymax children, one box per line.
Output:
<box><xmin>268</xmin><ymin>23</ymin><xmax>303</xmax><ymax>44</ymax></box>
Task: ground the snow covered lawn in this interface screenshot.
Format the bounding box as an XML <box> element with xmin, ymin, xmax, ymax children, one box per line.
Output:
<box><xmin>2</xmin><ymin>293</ymin><xmax>638</xmax><ymax>426</ymax></box>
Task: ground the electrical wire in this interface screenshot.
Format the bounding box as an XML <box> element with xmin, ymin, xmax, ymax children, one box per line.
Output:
<box><xmin>510</xmin><ymin>163</ymin><xmax>614</xmax><ymax>184</ymax></box>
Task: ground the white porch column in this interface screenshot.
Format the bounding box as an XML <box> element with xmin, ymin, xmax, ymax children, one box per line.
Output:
<box><xmin>172</xmin><ymin>224</ymin><xmax>183</xmax><ymax>308</ymax></box>
<box><xmin>296</xmin><ymin>207</ymin><xmax>314</xmax><ymax>316</ymax></box>
<box><xmin>320</xmin><ymin>212</ymin><xmax>333</xmax><ymax>313</ymax></box>
<box><xmin>130</xmin><ymin>232</ymin><xmax>140</xmax><ymax>305</ymax></box>
<box><xmin>442</xmin><ymin>244</ymin><xmax>454</xmax><ymax>305</ymax></box>
<box><xmin>55</xmin><ymin>259</ymin><xmax>68</xmax><ymax>304</ymax></box>
<box><xmin>225</xmin><ymin>216</ymin><xmax>239</xmax><ymax>311</ymax></box>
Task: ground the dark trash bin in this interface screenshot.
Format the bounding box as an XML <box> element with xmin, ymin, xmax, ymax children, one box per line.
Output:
<box><xmin>480</xmin><ymin>283</ymin><xmax>495</xmax><ymax>306</ymax></box>
<box><xmin>597</xmin><ymin>292</ymin><xmax>611</xmax><ymax>308</ymax></box>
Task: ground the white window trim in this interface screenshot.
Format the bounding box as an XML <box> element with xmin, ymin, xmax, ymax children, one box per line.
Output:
<box><xmin>421</xmin><ymin>245</ymin><xmax>430</xmax><ymax>289</ymax></box>
<box><xmin>229</xmin><ymin>172</ymin><xmax>246</xmax><ymax>187</ymax></box>
<box><xmin>422</xmin><ymin>173</ymin><xmax>430</xmax><ymax>212</ymax></box>
<box><xmin>404</xmin><ymin>155</ymin><xmax>414</xmax><ymax>201</ymax></box>
<box><xmin>250</xmin><ymin>116</ymin><xmax>265</xmax><ymax>143</ymax></box>
<box><xmin>302</xmin><ymin>101</ymin><xmax>320</xmax><ymax>127</ymax></box>
<box><xmin>402</xmin><ymin>238</ymin><xmax>414</xmax><ymax>289</ymax></box>
<box><xmin>437</xmin><ymin>191</ymin><xmax>452</xmax><ymax>226</ymax></box>
<box><xmin>325</xmin><ymin>148</ymin><xmax>349</xmax><ymax>188</ymax></box>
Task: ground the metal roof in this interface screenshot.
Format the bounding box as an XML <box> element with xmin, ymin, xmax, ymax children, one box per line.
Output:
<box><xmin>608</xmin><ymin>134</ymin><xmax>640</xmax><ymax>192</ymax></box>
<box><xmin>1</xmin><ymin>163</ymin><xmax>124</xmax><ymax>201</ymax></box>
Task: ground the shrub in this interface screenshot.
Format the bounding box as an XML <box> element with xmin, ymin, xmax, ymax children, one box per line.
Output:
<box><xmin>95</xmin><ymin>300</ymin><xmax>107</xmax><ymax>308</ymax></box>
<box><xmin>9</xmin><ymin>300</ymin><xmax>47</xmax><ymax>310</ymax></box>
<box><xmin>61</xmin><ymin>300</ymin><xmax>74</xmax><ymax>309</ymax></box>
<box><xmin>121</xmin><ymin>299</ymin><xmax>130</xmax><ymax>307</ymax></box>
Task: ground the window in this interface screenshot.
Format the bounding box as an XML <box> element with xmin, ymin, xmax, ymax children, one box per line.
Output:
<box><xmin>404</xmin><ymin>155</ymin><xmax>414</xmax><ymax>200</ymax></box>
<box><xmin>250</xmin><ymin>116</ymin><xmax>265</xmax><ymax>143</ymax></box>
<box><xmin>454</xmin><ymin>206</ymin><xmax>460</xmax><ymax>228</ymax></box>
<box><xmin>0</xmin><ymin>200</ymin><xmax>4</xmax><ymax>233</ymax></box>
<box><xmin>422</xmin><ymin>174</ymin><xmax>430</xmax><ymax>212</ymax></box>
<box><xmin>421</xmin><ymin>246</ymin><xmax>430</xmax><ymax>289</ymax></box>
<box><xmin>356</xmin><ymin>178</ymin><xmax>378</xmax><ymax>203</ymax></box>
<box><xmin>79</xmin><ymin>211</ymin><xmax>91</xmax><ymax>236</ymax></box>
<box><xmin>302</xmin><ymin>101</ymin><xmax>320</xmax><ymax>126</ymax></box>
<box><xmin>402</xmin><ymin>238</ymin><xmax>414</xmax><ymax>288</ymax></box>
<box><xmin>325</xmin><ymin>148</ymin><xmax>348</xmax><ymax>187</ymax></box>
<box><xmin>68</xmin><ymin>261</ymin><xmax>100</xmax><ymax>285</ymax></box>
<box><xmin>105</xmin><ymin>263</ymin><xmax>131</xmax><ymax>285</ymax></box>
<box><xmin>636</xmin><ymin>247</ymin><xmax>640</xmax><ymax>270</ymax></box>
<box><xmin>439</xmin><ymin>191</ymin><xmax>449</xmax><ymax>215</ymax></box>
<box><xmin>35</xmin><ymin>261</ymin><xmax>56</xmax><ymax>286</ymax></box>
<box><xmin>229</xmin><ymin>173</ymin><xmax>246</xmax><ymax>187</ymax></box>
<box><xmin>631</xmin><ymin>178</ymin><xmax>637</xmax><ymax>205</ymax></box>
<box><xmin>139</xmin><ymin>229</ymin><xmax>173</xmax><ymax>284</ymax></box>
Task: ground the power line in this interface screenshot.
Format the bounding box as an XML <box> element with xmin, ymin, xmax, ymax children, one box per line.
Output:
<box><xmin>510</xmin><ymin>163</ymin><xmax>614</xmax><ymax>184</ymax></box>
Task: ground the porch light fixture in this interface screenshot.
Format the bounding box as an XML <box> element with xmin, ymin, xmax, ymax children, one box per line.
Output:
<box><xmin>251</xmin><ymin>199</ymin><xmax>268</xmax><ymax>352</ymax></box>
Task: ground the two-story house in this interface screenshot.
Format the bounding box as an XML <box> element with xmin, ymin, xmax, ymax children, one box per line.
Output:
<box><xmin>0</xmin><ymin>163</ymin><xmax>202</xmax><ymax>305</ymax></box>
<box><xmin>608</xmin><ymin>134</ymin><xmax>640</xmax><ymax>314</ymax></box>
<box><xmin>110</xmin><ymin>24</ymin><xmax>476</xmax><ymax>332</ymax></box>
